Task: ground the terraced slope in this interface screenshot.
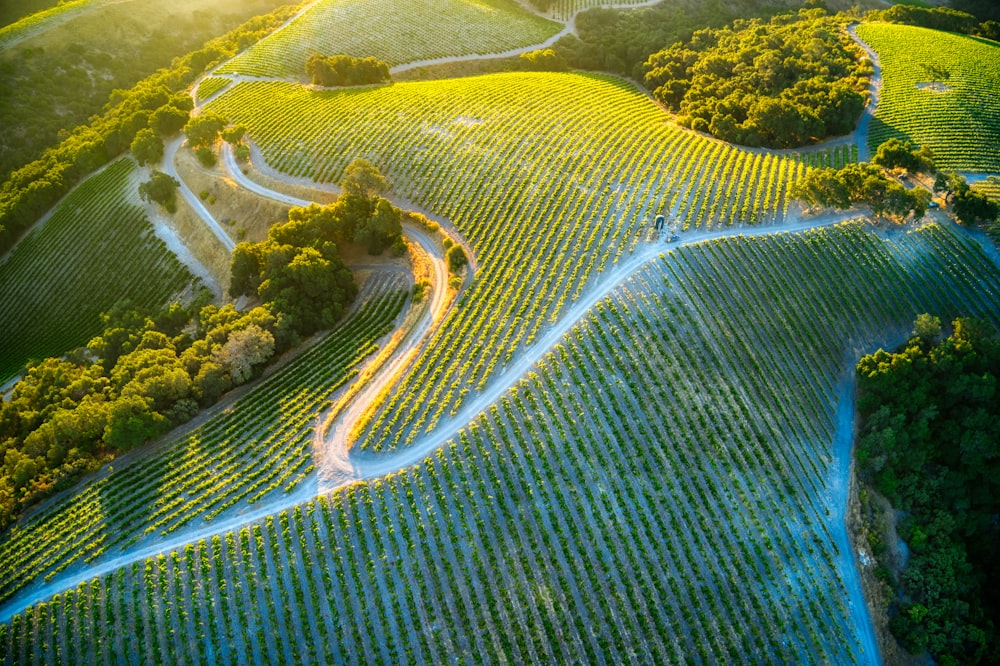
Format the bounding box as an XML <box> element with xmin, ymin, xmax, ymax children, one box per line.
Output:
<box><xmin>207</xmin><ymin>71</ymin><xmax>808</xmax><ymax>453</ymax></box>
<box><xmin>4</xmin><ymin>221</ymin><xmax>998</xmax><ymax>664</ymax></box>
<box><xmin>0</xmin><ymin>159</ymin><xmax>199</xmax><ymax>383</ymax></box>
<box><xmin>0</xmin><ymin>279</ymin><xmax>407</xmax><ymax>610</ymax></box>
<box><xmin>858</xmin><ymin>23</ymin><xmax>1000</xmax><ymax>172</ymax></box>
<box><xmin>216</xmin><ymin>0</ymin><xmax>559</xmax><ymax>78</ymax></box>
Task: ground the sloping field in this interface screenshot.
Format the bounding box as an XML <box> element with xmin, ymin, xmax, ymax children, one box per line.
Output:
<box><xmin>216</xmin><ymin>0</ymin><xmax>559</xmax><ymax>78</ymax></box>
<box><xmin>0</xmin><ymin>278</ymin><xmax>406</xmax><ymax>610</ymax></box>
<box><xmin>4</xmin><ymin>221</ymin><xmax>998</xmax><ymax>663</ymax></box>
<box><xmin>858</xmin><ymin>23</ymin><xmax>1000</xmax><ymax>172</ymax></box>
<box><xmin>0</xmin><ymin>159</ymin><xmax>199</xmax><ymax>383</ymax></box>
<box><xmin>540</xmin><ymin>0</ymin><xmax>654</xmax><ymax>21</ymax></box>
<box><xmin>207</xmin><ymin>71</ymin><xmax>808</xmax><ymax>452</ymax></box>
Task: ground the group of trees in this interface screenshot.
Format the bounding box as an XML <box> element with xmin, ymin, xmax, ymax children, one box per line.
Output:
<box><xmin>792</xmin><ymin>162</ymin><xmax>931</xmax><ymax>221</ymax></box>
<box><xmin>856</xmin><ymin>315</ymin><xmax>1000</xmax><ymax>665</ymax></box>
<box><xmin>305</xmin><ymin>54</ymin><xmax>391</xmax><ymax>87</ymax></box>
<box><xmin>0</xmin><ymin>298</ymin><xmax>290</xmax><ymax>531</ymax></box>
<box><xmin>0</xmin><ymin>6</ymin><xmax>297</xmax><ymax>256</ymax></box>
<box><xmin>642</xmin><ymin>8</ymin><xmax>868</xmax><ymax>148</ymax></box>
<box><xmin>230</xmin><ymin>159</ymin><xmax>402</xmax><ymax>336</ymax></box>
<box><xmin>934</xmin><ymin>172</ymin><xmax>1000</xmax><ymax>226</ymax></box>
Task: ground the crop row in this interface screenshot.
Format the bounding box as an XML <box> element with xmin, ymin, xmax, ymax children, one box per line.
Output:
<box><xmin>0</xmin><ymin>159</ymin><xmax>199</xmax><ymax>383</ymax></box>
<box><xmin>793</xmin><ymin>143</ymin><xmax>857</xmax><ymax>170</ymax></box>
<box><xmin>858</xmin><ymin>23</ymin><xmax>1000</xmax><ymax>172</ymax></box>
<box><xmin>540</xmin><ymin>0</ymin><xmax>654</xmax><ymax>21</ymax></box>
<box><xmin>206</xmin><ymin>72</ymin><xmax>807</xmax><ymax>453</ymax></box>
<box><xmin>0</xmin><ymin>276</ymin><xmax>407</xmax><ymax>607</ymax></box>
<box><xmin>216</xmin><ymin>0</ymin><xmax>559</xmax><ymax>79</ymax></box>
<box><xmin>5</xmin><ymin>222</ymin><xmax>999</xmax><ymax>663</ymax></box>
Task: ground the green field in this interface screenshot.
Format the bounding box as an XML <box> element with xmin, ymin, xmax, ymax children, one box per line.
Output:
<box><xmin>858</xmin><ymin>22</ymin><xmax>1000</xmax><ymax>172</ymax></box>
<box><xmin>3</xmin><ymin>222</ymin><xmax>998</xmax><ymax>663</ymax></box>
<box><xmin>216</xmin><ymin>0</ymin><xmax>559</xmax><ymax>78</ymax></box>
<box><xmin>0</xmin><ymin>159</ymin><xmax>199</xmax><ymax>384</ymax></box>
<box><xmin>207</xmin><ymin>71</ymin><xmax>807</xmax><ymax>452</ymax></box>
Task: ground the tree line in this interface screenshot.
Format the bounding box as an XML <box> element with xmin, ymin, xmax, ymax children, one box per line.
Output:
<box><xmin>0</xmin><ymin>6</ymin><xmax>298</xmax><ymax>256</ymax></box>
<box><xmin>306</xmin><ymin>54</ymin><xmax>390</xmax><ymax>87</ymax></box>
<box><xmin>856</xmin><ymin>315</ymin><xmax>1000</xmax><ymax>665</ymax></box>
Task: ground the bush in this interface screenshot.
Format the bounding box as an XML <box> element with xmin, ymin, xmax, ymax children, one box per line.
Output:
<box><xmin>196</xmin><ymin>146</ymin><xmax>217</xmax><ymax>168</ymax></box>
<box><xmin>447</xmin><ymin>244</ymin><xmax>468</xmax><ymax>273</ymax></box>
<box><xmin>138</xmin><ymin>171</ymin><xmax>180</xmax><ymax>213</ymax></box>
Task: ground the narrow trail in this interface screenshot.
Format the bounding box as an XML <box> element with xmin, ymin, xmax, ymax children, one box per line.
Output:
<box><xmin>848</xmin><ymin>22</ymin><xmax>883</xmax><ymax>163</ymax></box>
<box><xmin>163</xmin><ymin>137</ymin><xmax>236</xmax><ymax>252</ymax></box>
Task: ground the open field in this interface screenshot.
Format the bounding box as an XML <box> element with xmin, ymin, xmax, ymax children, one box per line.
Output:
<box><xmin>215</xmin><ymin>0</ymin><xmax>559</xmax><ymax>79</ymax></box>
<box><xmin>3</xmin><ymin>221</ymin><xmax>998</xmax><ymax>663</ymax></box>
<box><xmin>207</xmin><ymin>71</ymin><xmax>808</xmax><ymax>452</ymax></box>
<box><xmin>857</xmin><ymin>22</ymin><xmax>1000</xmax><ymax>172</ymax></box>
<box><xmin>0</xmin><ymin>159</ymin><xmax>199</xmax><ymax>383</ymax></box>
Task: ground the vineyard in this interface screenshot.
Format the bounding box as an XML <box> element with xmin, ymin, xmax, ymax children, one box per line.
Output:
<box><xmin>3</xmin><ymin>221</ymin><xmax>999</xmax><ymax>663</ymax></box>
<box><xmin>538</xmin><ymin>0</ymin><xmax>655</xmax><ymax>21</ymax></box>
<box><xmin>215</xmin><ymin>0</ymin><xmax>559</xmax><ymax>79</ymax></box>
<box><xmin>857</xmin><ymin>22</ymin><xmax>1000</xmax><ymax>172</ymax></box>
<box><xmin>0</xmin><ymin>278</ymin><xmax>407</xmax><ymax>612</ymax></box>
<box><xmin>206</xmin><ymin>71</ymin><xmax>809</xmax><ymax>453</ymax></box>
<box><xmin>0</xmin><ymin>159</ymin><xmax>199</xmax><ymax>384</ymax></box>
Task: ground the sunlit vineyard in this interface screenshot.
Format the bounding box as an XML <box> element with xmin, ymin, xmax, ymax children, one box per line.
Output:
<box><xmin>215</xmin><ymin>0</ymin><xmax>559</xmax><ymax>79</ymax></box>
<box><xmin>207</xmin><ymin>71</ymin><xmax>808</xmax><ymax>452</ymax></box>
<box><xmin>0</xmin><ymin>159</ymin><xmax>199</xmax><ymax>384</ymax></box>
<box><xmin>858</xmin><ymin>23</ymin><xmax>1000</xmax><ymax>172</ymax></box>
<box><xmin>195</xmin><ymin>77</ymin><xmax>232</xmax><ymax>102</ymax></box>
<box><xmin>5</xmin><ymin>222</ymin><xmax>998</xmax><ymax>663</ymax></box>
<box><xmin>540</xmin><ymin>0</ymin><xmax>653</xmax><ymax>21</ymax></box>
<box><xmin>0</xmin><ymin>279</ymin><xmax>406</xmax><ymax>611</ymax></box>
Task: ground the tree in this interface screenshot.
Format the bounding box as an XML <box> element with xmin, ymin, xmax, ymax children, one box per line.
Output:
<box><xmin>138</xmin><ymin>171</ymin><xmax>180</xmax><ymax>213</ymax></box>
<box><xmin>130</xmin><ymin>128</ymin><xmax>163</xmax><ymax>166</ymax></box>
<box><xmin>354</xmin><ymin>198</ymin><xmax>402</xmax><ymax>255</ymax></box>
<box><xmin>952</xmin><ymin>189</ymin><xmax>1000</xmax><ymax>225</ymax></box>
<box><xmin>183</xmin><ymin>112</ymin><xmax>228</xmax><ymax>148</ymax></box>
<box><xmin>221</xmin><ymin>124</ymin><xmax>246</xmax><ymax>144</ymax></box>
<box><xmin>149</xmin><ymin>105</ymin><xmax>189</xmax><ymax>136</ymax></box>
<box><xmin>341</xmin><ymin>158</ymin><xmax>388</xmax><ymax>199</ymax></box>
<box><xmin>306</xmin><ymin>54</ymin><xmax>390</xmax><ymax>86</ymax></box>
<box><xmin>258</xmin><ymin>245</ymin><xmax>356</xmax><ymax>336</ymax></box>
<box><xmin>215</xmin><ymin>324</ymin><xmax>274</xmax><ymax>385</ymax></box>
<box><xmin>520</xmin><ymin>49</ymin><xmax>568</xmax><ymax>72</ymax></box>
<box><xmin>447</xmin><ymin>244</ymin><xmax>468</xmax><ymax>273</ymax></box>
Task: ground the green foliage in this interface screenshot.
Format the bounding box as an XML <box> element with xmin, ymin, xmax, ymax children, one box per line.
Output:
<box><xmin>0</xmin><ymin>4</ymin><xmax>300</xmax><ymax>256</ymax></box>
<box><xmin>856</xmin><ymin>317</ymin><xmax>1000</xmax><ymax>664</ymax></box>
<box><xmin>184</xmin><ymin>112</ymin><xmax>228</xmax><ymax>149</ymax></box>
<box><xmin>305</xmin><ymin>53</ymin><xmax>390</xmax><ymax>87</ymax></box>
<box><xmin>871</xmin><ymin>4</ymin><xmax>980</xmax><ymax>33</ymax></box>
<box><xmin>643</xmin><ymin>8</ymin><xmax>868</xmax><ymax>148</ymax></box>
<box><xmin>129</xmin><ymin>128</ymin><xmax>163</xmax><ymax>166</ymax></box>
<box><xmin>217</xmin><ymin>0</ymin><xmax>558</xmax><ymax>78</ymax></box>
<box><xmin>519</xmin><ymin>48</ymin><xmax>567</xmax><ymax>71</ymax></box>
<box><xmin>858</xmin><ymin>23</ymin><xmax>1000</xmax><ymax>172</ymax></box>
<box><xmin>933</xmin><ymin>171</ymin><xmax>1000</xmax><ymax>225</ymax></box>
<box><xmin>792</xmin><ymin>161</ymin><xmax>930</xmax><ymax>220</ymax></box>
<box><xmin>138</xmin><ymin>171</ymin><xmax>180</xmax><ymax>213</ymax></box>
<box><xmin>447</xmin><ymin>244</ymin><xmax>468</xmax><ymax>273</ymax></box>
<box><xmin>149</xmin><ymin>105</ymin><xmax>190</xmax><ymax>137</ymax></box>
<box><xmin>872</xmin><ymin>138</ymin><xmax>935</xmax><ymax>173</ymax></box>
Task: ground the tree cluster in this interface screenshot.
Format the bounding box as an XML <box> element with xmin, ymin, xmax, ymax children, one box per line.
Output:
<box><xmin>518</xmin><ymin>49</ymin><xmax>568</xmax><ymax>72</ymax></box>
<box><xmin>792</xmin><ymin>161</ymin><xmax>931</xmax><ymax>221</ymax></box>
<box><xmin>856</xmin><ymin>316</ymin><xmax>1000</xmax><ymax>664</ymax></box>
<box><xmin>230</xmin><ymin>160</ymin><xmax>402</xmax><ymax>337</ymax></box>
<box><xmin>0</xmin><ymin>6</ymin><xmax>298</xmax><ymax>256</ymax></box>
<box><xmin>305</xmin><ymin>54</ymin><xmax>390</xmax><ymax>87</ymax></box>
<box><xmin>0</xmin><ymin>298</ymin><xmax>289</xmax><ymax>531</ymax></box>
<box><xmin>642</xmin><ymin>8</ymin><xmax>868</xmax><ymax>148</ymax></box>
<box><xmin>872</xmin><ymin>4</ymin><xmax>1000</xmax><ymax>41</ymax></box>
<box><xmin>934</xmin><ymin>172</ymin><xmax>1000</xmax><ymax>226</ymax></box>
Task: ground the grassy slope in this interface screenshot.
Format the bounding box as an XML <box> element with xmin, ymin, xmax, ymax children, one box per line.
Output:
<box><xmin>859</xmin><ymin>22</ymin><xmax>1000</xmax><ymax>172</ymax></box>
<box><xmin>217</xmin><ymin>0</ymin><xmax>560</xmax><ymax>78</ymax></box>
<box><xmin>207</xmin><ymin>71</ymin><xmax>807</xmax><ymax>453</ymax></box>
<box><xmin>0</xmin><ymin>0</ymin><xmax>294</xmax><ymax>181</ymax></box>
<box><xmin>4</xmin><ymin>222</ymin><xmax>999</xmax><ymax>663</ymax></box>
<box><xmin>0</xmin><ymin>159</ymin><xmax>198</xmax><ymax>383</ymax></box>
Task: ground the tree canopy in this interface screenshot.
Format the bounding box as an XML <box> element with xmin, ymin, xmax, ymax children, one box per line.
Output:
<box><xmin>856</xmin><ymin>316</ymin><xmax>1000</xmax><ymax>665</ymax></box>
<box><xmin>792</xmin><ymin>162</ymin><xmax>931</xmax><ymax>221</ymax></box>
<box><xmin>642</xmin><ymin>8</ymin><xmax>868</xmax><ymax>148</ymax></box>
<box><xmin>305</xmin><ymin>54</ymin><xmax>390</xmax><ymax>87</ymax></box>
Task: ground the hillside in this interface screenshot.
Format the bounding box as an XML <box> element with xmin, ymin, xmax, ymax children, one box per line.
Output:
<box><xmin>1</xmin><ymin>1</ymin><xmax>1000</xmax><ymax>664</ymax></box>
<box><xmin>858</xmin><ymin>22</ymin><xmax>1000</xmax><ymax>172</ymax></box>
